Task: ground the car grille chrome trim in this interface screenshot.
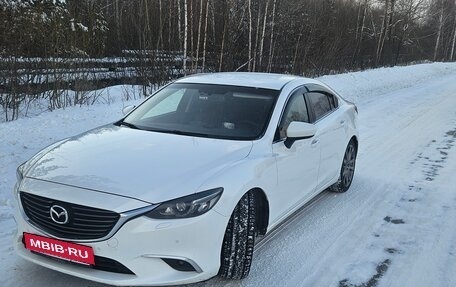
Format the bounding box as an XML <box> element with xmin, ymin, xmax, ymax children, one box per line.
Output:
<box><xmin>19</xmin><ymin>192</ymin><xmax>158</xmax><ymax>243</ymax></box>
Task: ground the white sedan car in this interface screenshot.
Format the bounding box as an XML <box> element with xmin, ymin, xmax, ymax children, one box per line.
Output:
<box><xmin>13</xmin><ymin>72</ymin><xmax>358</xmax><ymax>286</ymax></box>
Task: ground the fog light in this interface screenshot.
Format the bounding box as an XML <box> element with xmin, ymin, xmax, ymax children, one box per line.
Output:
<box><xmin>162</xmin><ymin>258</ymin><xmax>197</xmax><ymax>272</ymax></box>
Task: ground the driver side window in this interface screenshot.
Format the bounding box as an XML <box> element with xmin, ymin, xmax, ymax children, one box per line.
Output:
<box><xmin>278</xmin><ymin>89</ymin><xmax>309</xmax><ymax>139</ymax></box>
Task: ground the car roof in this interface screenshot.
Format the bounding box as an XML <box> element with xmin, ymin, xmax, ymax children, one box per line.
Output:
<box><xmin>175</xmin><ymin>72</ymin><xmax>317</xmax><ymax>90</ymax></box>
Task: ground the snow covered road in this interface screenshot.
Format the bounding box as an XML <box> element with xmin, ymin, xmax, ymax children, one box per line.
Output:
<box><xmin>1</xmin><ymin>63</ymin><xmax>456</xmax><ymax>287</ymax></box>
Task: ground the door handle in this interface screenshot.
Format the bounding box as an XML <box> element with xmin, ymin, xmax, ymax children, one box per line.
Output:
<box><xmin>311</xmin><ymin>139</ymin><xmax>319</xmax><ymax>146</ymax></box>
<box><xmin>340</xmin><ymin>120</ymin><xmax>345</xmax><ymax>125</ymax></box>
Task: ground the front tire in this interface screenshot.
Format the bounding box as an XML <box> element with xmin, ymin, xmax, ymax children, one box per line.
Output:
<box><xmin>218</xmin><ymin>191</ymin><xmax>256</xmax><ymax>279</ymax></box>
<box><xmin>330</xmin><ymin>140</ymin><xmax>357</xmax><ymax>193</ymax></box>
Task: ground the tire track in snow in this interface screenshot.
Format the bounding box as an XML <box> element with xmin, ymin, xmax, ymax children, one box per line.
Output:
<box><xmin>337</xmin><ymin>123</ymin><xmax>456</xmax><ymax>287</ymax></box>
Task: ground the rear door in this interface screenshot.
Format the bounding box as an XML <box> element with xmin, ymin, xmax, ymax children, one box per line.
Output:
<box><xmin>305</xmin><ymin>85</ymin><xmax>346</xmax><ymax>189</ymax></box>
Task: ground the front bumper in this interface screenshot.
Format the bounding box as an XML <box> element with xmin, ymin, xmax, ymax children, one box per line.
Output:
<box><xmin>13</xmin><ymin>186</ymin><xmax>229</xmax><ymax>286</ymax></box>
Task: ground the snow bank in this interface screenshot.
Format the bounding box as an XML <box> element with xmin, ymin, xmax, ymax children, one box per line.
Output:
<box><xmin>318</xmin><ymin>62</ymin><xmax>456</xmax><ymax>103</ymax></box>
<box><xmin>0</xmin><ymin>84</ymin><xmax>145</xmax><ymax>122</ymax></box>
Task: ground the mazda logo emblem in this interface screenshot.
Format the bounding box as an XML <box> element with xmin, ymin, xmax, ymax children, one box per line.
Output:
<box><xmin>50</xmin><ymin>205</ymin><xmax>69</xmax><ymax>225</ymax></box>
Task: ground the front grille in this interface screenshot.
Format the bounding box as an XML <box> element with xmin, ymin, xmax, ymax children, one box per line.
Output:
<box><xmin>20</xmin><ymin>192</ymin><xmax>120</xmax><ymax>240</ymax></box>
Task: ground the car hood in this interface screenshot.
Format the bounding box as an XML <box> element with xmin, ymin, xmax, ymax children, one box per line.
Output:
<box><xmin>25</xmin><ymin>125</ymin><xmax>253</xmax><ymax>203</ymax></box>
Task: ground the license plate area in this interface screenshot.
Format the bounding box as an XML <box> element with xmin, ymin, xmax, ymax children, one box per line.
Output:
<box><xmin>23</xmin><ymin>233</ymin><xmax>95</xmax><ymax>265</ymax></box>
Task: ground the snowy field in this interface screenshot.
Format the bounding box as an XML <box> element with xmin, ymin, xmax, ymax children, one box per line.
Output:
<box><xmin>1</xmin><ymin>63</ymin><xmax>456</xmax><ymax>286</ymax></box>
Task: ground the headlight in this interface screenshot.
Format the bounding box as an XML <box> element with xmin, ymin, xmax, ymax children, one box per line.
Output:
<box><xmin>145</xmin><ymin>188</ymin><xmax>223</xmax><ymax>219</ymax></box>
<box><xmin>16</xmin><ymin>163</ymin><xmax>26</xmax><ymax>182</ymax></box>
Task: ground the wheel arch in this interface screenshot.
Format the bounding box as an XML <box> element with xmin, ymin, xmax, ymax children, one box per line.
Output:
<box><xmin>249</xmin><ymin>187</ymin><xmax>269</xmax><ymax>236</ymax></box>
<box><xmin>350</xmin><ymin>135</ymin><xmax>359</xmax><ymax>153</ymax></box>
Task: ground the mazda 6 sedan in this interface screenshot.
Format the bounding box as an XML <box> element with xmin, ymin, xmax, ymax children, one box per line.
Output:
<box><xmin>13</xmin><ymin>72</ymin><xmax>358</xmax><ymax>286</ymax></box>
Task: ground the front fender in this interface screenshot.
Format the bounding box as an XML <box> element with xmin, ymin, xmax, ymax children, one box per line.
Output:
<box><xmin>199</xmin><ymin>153</ymin><xmax>277</xmax><ymax>218</ymax></box>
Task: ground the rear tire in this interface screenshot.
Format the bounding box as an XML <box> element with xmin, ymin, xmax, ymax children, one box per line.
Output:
<box><xmin>218</xmin><ymin>191</ymin><xmax>256</xmax><ymax>279</ymax></box>
<box><xmin>329</xmin><ymin>140</ymin><xmax>357</xmax><ymax>193</ymax></box>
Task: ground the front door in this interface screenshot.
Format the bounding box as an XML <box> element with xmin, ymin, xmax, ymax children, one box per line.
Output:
<box><xmin>271</xmin><ymin>87</ymin><xmax>320</xmax><ymax>223</ymax></box>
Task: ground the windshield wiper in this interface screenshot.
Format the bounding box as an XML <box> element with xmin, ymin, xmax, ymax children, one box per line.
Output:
<box><xmin>119</xmin><ymin>121</ymin><xmax>141</xmax><ymax>130</ymax></box>
<box><xmin>169</xmin><ymin>130</ymin><xmax>212</xmax><ymax>138</ymax></box>
<box><xmin>118</xmin><ymin>123</ymin><xmax>213</xmax><ymax>138</ymax></box>
<box><xmin>144</xmin><ymin>127</ymin><xmax>212</xmax><ymax>138</ymax></box>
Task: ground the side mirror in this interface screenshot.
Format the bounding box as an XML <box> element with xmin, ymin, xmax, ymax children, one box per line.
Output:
<box><xmin>284</xmin><ymin>121</ymin><xmax>316</xmax><ymax>148</ymax></box>
<box><xmin>122</xmin><ymin>105</ymin><xmax>135</xmax><ymax>116</ymax></box>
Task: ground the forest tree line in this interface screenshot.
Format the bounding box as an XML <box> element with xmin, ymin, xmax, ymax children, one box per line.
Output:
<box><xmin>0</xmin><ymin>0</ymin><xmax>455</xmax><ymax>120</ymax></box>
<box><xmin>1</xmin><ymin>0</ymin><xmax>455</xmax><ymax>74</ymax></box>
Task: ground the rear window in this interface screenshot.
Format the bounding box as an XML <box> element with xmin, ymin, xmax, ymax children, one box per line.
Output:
<box><xmin>308</xmin><ymin>92</ymin><xmax>332</xmax><ymax>121</ymax></box>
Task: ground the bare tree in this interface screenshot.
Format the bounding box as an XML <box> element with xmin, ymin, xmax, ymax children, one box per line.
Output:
<box><xmin>168</xmin><ymin>0</ymin><xmax>172</xmax><ymax>49</ymax></box>
<box><xmin>252</xmin><ymin>2</ymin><xmax>262</xmax><ymax>72</ymax></box>
<box><xmin>219</xmin><ymin>1</ymin><xmax>231</xmax><ymax>72</ymax></box>
<box><xmin>376</xmin><ymin>0</ymin><xmax>394</xmax><ymax>65</ymax></box>
<box><xmin>450</xmin><ymin>0</ymin><xmax>456</xmax><ymax>60</ymax></box>
<box><xmin>434</xmin><ymin>0</ymin><xmax>445</xmax><ymax>60</ymax></box>
<box><xmin>183</xmin><ymin>0</ymin><xmax>188</xmax><ymax>74</ymax></box>
<box><xmin>258</xmin><ymin>0</ymin><xmax>270</xmax><ymax>69</ymax></box>
<box><xmin>157</xmin><ymin>0</ymin><xmax>163</xmax><ymax>49</ymax></box>
<box><xmin>202</xmin><ymin>0</ymin><xmax>210</xmax><ymax>71</ymax></box>
<box><xmin>267</xmin><ymin>0</ymin><xmax>277</xmax><ymax>72</ymax></box>
<box><xmin>353</xmin><ymin>0</ymin><xmax>369</xmax><ymax>63</ymax></box>
<box><xmin>195</xmin><ymin>0</ymin><xmax>204</xmax><ymax>72</ymax></box>
<box><xmin>248</xmin><ymin>0</ymin><xmax>253</xmax><ymax>71</ymax></box>
<box><xmin>178</xmin><ymin>0</ymin><xmax>182</xmax><ymax>49</ymax></box>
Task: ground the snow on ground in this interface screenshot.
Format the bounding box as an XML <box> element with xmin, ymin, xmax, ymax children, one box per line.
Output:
<box><xmin>0</xmin><ymin>84</ymin><xmax>146</xmax><ymax>122</ymax></box>
<box><xmin>1</xmin><ymin>62</ymin><xmax>456</xmax><ymax>286</ymax></box>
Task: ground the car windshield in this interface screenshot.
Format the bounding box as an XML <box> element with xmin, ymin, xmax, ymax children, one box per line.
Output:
<box><xmin>121</xmin><ymin>83</ymin><xmax>279</xmax><ymax>140</ymax></box>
